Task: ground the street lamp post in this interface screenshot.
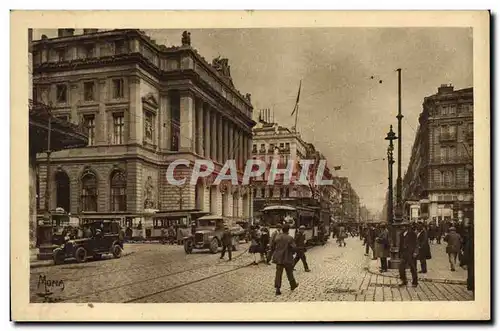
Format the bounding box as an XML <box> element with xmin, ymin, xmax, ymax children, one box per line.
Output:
<box><xmin>385</xmin><ymin>125</ymin><xmax>401</xmax><ymax>269</ymax></box>
<box><xmin>395</xmin><ymin>68</ymin><xmax>404</xmax><ymax>222</ymax></box>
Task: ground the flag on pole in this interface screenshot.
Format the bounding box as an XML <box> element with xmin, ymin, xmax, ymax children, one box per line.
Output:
<box><xmin>290</xmin><ymin>80</ymin><xmax>302</xmax><ymax>116</ymax></box>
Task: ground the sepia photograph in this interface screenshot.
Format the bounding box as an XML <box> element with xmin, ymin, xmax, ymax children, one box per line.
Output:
<box><xmin>11</xmin><ymin>10</ymin><xmax>490</xmax><ymax>321</ymax></box>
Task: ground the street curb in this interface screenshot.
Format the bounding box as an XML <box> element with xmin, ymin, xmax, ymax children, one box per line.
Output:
<box><xmin>30</xmin><ymin>251</ymin><xmax>134</xmax><ymax>269</ymax></box>
<box><xmin>365</xmin><ymin>265</ymin><xmax>467</xmax><ymax>285</ymax></box>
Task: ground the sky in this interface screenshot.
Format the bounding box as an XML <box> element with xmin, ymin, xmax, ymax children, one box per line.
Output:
<box><xmin>33</xmin><ymin>28</ymin><xmax>473</xmax><ymax>215</ymax></box>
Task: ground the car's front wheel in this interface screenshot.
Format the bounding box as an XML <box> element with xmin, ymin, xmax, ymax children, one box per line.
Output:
<box><xmin>209</xmin><ymin>238</ymin><xmax>219</xmax><ymax>254</ymax></box>
<box><xmin>74</xmin><ymin>247</ymin><xmax>87</xmax><ymax>263</ymax></box>
<box><xmin>53</xmin><ymin>249</ymin><xmax>65</xmax><ymax>265</ymax></box>
<box><xmin>112</xmin><ymin>245</ymin><xmax>122</xmax><ymax>258</ymax></box>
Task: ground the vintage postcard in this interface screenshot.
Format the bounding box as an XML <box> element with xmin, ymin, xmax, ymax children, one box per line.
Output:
<box><xmin>11</xmin><ymin>10</ymin><xmax>490</xmax><ymax>321</ymax></box>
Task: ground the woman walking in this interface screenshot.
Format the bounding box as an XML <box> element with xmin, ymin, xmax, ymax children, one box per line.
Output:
<box><xmin>249</xmin><ymin>225</ymin><xmax>261</xmax><ymax>265</ymax></box>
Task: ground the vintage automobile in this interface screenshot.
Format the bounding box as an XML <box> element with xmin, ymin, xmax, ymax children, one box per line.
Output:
<box><xmin>53</xmin><ymin>220</ymin><xmax>124</xmax><ymax>264</ymax></box>
<box><xmin>183</xmin><ymin>215</ymin><xmax>241</xmax><ymax>254</ymax></box>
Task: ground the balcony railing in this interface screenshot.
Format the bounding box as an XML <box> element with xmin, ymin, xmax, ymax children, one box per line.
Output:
<box><xmin>439</xmin><ymin>133</ymin><xmax>457</xmax><ymax>142</ymax></box>
<box><xmin>429</xmin><ymin>183</ymin><xmax>471</xmax><ymax>190</ymax></box>
<box><xmin>430</xmin><ymin>156</ymin><xmax>471</xmax><ymax>165</ymax></box>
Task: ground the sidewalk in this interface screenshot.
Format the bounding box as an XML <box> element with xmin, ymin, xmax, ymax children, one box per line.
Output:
<box><xmin>367</xmin><ymin>241</ymin><xmax>467</xmax><ymax>285</ymax></box>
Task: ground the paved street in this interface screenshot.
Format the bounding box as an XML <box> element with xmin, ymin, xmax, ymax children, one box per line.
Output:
<box><xmin>30</xmin><ymin>237</ymin><xmax>473</xmax><ymax>303</ymax></box>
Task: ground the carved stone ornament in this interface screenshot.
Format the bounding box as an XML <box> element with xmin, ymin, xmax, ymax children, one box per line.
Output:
<box><xmin>212</xmin><ymin>56</ymin><xmax>231</xmax><ymax>78</ymax></box>
<box><xmin>181</xmin><ymin>31</ymin><xmax>191</xmax><ymax>46</ymax></box>
<box><xmin>144</xmin><ymin>176</ymin><xmax>155</xmax><ymax>209</ymax></box>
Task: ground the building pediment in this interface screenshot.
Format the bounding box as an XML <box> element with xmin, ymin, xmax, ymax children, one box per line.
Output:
<box><xmin>141</xmin><ymin>93</ymin><xmax>159</xmax><ymax>109</ymax></box>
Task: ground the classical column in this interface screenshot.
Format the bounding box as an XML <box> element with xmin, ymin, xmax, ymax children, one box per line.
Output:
<box><xmin>211</xmin><ymin>110</ymin><xmax>217</xmax><ymax>160</ymax></box>
<box><xmin>160</xmin><ymin>92</ymin><xmax>171</xmax><ymax>151</ymax></box>
<box><xmin>179</xmin><ymin>92</ymin><xmax>194</xmax><ymax>152</ymax></box>
<box><xmin>217</xmin><ymin>114</ymin><xmax>223</xmax><ymax>163</ymax></box>
<box><xmin>247</xmin><ymin>132</ymin><xmax>252</xmax><ymax>165</ymax></box>
<box><xmin>204</xmin><ymin>104</ymin><xmax>211</xmax><ymax>158</ymax></box>
<box><xmin>69</xmin><ymin>82</ymin><xmax>79</xmax><ymax>126</ymax></box>
<box><xmin>228</xmin><ymin>123</ymin><xmax>234</xmax><ymax>161</ymax></box>
<box><xmin>223</xmin><ymin>119</ymin><xmax>229</xmax><ymax>161</ymax></box>
<box><xmin>97</xmin><ymin>79</ymin><xmax>108</xmax><ymax>145</ymax></box>
<box><xmin>239</xmin><ymin>131</ymin><xmax>244</xmax><ymax>171</ymax></box>
<box><xmin>128</xmin><ymin>76</ymin><xmax>142</xmax><ymax>144</ymax></box>
<box><xmin>196</xmin><ymin>99</ymin><xmax>204</xmax><ymax>156</ymax></box>
<box><xmin>234</xmin><ymin>128</ymin><xmax>240</xmax><ymax>169</ymax></box>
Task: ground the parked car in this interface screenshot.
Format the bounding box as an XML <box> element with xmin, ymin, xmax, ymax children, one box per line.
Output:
<box><xmin>53</xmin><ymin>220</ymin><xmax>124</xmax><ymax>264</ymax></box>
<box><xmin>184</xmin><ymin>215</ymin><xmax>240</xmax><ymax>254</ymax></box>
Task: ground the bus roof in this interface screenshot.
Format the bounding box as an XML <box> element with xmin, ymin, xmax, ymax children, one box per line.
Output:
<box><xmin>262</xmin><ymin>205</ymin><xmax>296</xmax><ymax>212</ymax></box>
<box><xmin>197</xmin><ymin>215</ymin><xmax>225</xmax><ymax>221</ymax></box>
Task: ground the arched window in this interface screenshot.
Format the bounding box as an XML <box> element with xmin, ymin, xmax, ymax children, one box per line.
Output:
<box><xmin>110</xmin><ymin>170</ymin><xmax>127</xmax><ymax>211</ymax></box>
<box><xmin>81</xmin><ymin>171</ymin><xmax>98</xmax><ymax>212</ymax></box>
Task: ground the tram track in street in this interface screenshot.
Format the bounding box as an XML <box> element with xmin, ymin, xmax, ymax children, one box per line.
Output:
<box><xmin>55</xmin><ymin>247</ymin><xmax>251</xmax><ymax>303</ymax></box>
<box><xmin>31</xmin><ymin>244</ymin><xmax>250</xmax><ymax>283</ymax></box>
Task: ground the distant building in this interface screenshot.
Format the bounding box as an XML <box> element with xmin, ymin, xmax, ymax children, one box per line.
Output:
<box><xmin>31</xmin><ymin>29</ymin><xmax>255</xmax><ymax>231</ymax></box>
<box><xmin>402</xmin><ymin>84</ymin><xmax>473</xmax><ymax>224</ymax></box>
<box><xmin>250</xmin><ymin>118</ymin><xmax>355</xmax><ymax>223</ymax></box>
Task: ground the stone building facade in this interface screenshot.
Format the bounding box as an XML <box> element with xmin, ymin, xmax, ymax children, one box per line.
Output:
<box><xmin>250</xmin><ymin>119</ymin><xmax>344</xmax><ymax>222</ymax></box>
<box><xmin>32</xmin><ymin>29</ymin><xmax>255</xmax><ymax>229</ymax></box>
<box><xmin>402</xmin><ymin>84</ymin><xmax>474</xmax><ymax>223</ymax></box>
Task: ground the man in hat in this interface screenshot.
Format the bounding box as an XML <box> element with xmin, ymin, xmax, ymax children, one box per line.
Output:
<box><xmin>398</xmin><ymin>223</ymin><xmax>419</xmax><ymax>287</ymax></box>
<box><xmin>220</xmin><ymin>225</ymin><xmax>233</xmax><ymax>261</ymax></box>
<box><xmin>267</xmin><ymin>223</ymin><xmax>282</xmax><ymax>264</ymax></box>
<box><xmin>444</xmin><ymin>226</ymin><xmax>462</xmax><ymax>271</ymax></box>
<box><xmin>293</xmin><ymin>225</ymin><xmax>311</xmax><ymax>272</ymax></box>
<box><xmin>271</xmin><ymin>224</ymin><xmax>298</xmax><ymax>295</ymax></box>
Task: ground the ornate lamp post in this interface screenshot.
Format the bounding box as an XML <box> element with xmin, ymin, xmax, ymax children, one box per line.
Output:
<box><xmin>385</xmin><ymin>125</ymin><xmax>400</xmax><ymax>269</ymax></box>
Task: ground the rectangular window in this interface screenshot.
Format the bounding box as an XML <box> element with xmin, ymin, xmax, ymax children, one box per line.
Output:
<box><xmin>252</xmin><ymin>144</ymin><xmax>257</xmax><ymax>153</ymax></box>
<box><xmin>56</xmin><ymin>84</ymin><xmax>67</xmax><ymax>103</ymax></box>
<box><xmin>83</xmin><ymin>114</ymin><xmax>96</xmax><ymax>146</ymax></box>
<box><xmin>285</xmin><ymin>143</ymin><xmax>290</xmax><ymax>151</ymax></box>
<box><xmin>269</xmin><ymin>187</ymin><xmax>274</xmax><ymax>197</ymax></box>
<box><xmin>83</xmin><ymin>82</ymin><xmax>95</xmax><ymax>101</ymax></box>
<box><xmin>112</xmin><ymin>79</ymin><xmax>124</xmax><ymax>99</ymax></box>
<box><xmin>450</xmin><ymin>105</ymin><xmax>456</xmax><ymax>115</ymax></box>
<box><xmin>85</xmin><ymin>44</ymin><xmax>94</xmax><ymax>58</ymax></box>
<box><xmin>260</xmin><ymin>188</ymin><xmax>265</xmax><ymax>198</ymax></box>
<box><xmin>57</xmin><ymin>48</ymin><xmax>66</xmax><ymax>62</ymax></box>
<box><xmin>114</xmin><ymin>40</ymin><xmax>126</xmax><ymax>54</ymax></box>
<box><xmin>113</xmin><ymin>113</ymin><xmax>124</xmax><ymax>145</ymax></box>
<box><xmin>55</xmin><ymin>115</ymin><xmax>69</xmax><ymax>122</ymax></box>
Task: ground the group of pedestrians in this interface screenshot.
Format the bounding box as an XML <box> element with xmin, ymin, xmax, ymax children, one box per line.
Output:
<box><xmin>360</xmin><ymin>220</ymin><xmax>474</xmax><ymax>289</ymax></box>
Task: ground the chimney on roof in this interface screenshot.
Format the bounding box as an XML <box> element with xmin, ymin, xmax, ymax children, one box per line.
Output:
<box><xmin>438</xmin><ymin>84</ymin><xmax>454</xmax><ymax>94</ymax></box>
<box><xmin>83</xmin><ymin>29</ymin><xmax>99</xmax><ymax>34</ymax></box>
<box><xmin>58</xmin><ymin>28</ymin><xmax>75</xmax><ymax>37</ymax></box>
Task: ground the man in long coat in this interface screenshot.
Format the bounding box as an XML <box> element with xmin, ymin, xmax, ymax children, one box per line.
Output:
<box><xmin>444</xmin><ymin>227</ymin><xmax>462</xmax><ymax>271</ymax></box>
<box><xmin>416</xmin><ymin>222</ymin><xmax>431</xmax><ymax>273</ymax></box>
<box><xmin>399</xmin><ymin>223</ymin><xmax>419</xmax><ymax>287</ymax></box>
<box><xmin>374</xmin><ymin>223</ymin><xmax>390</xmax><ymax>272</ymax></box>
<box><xmin>271</xmin><ymin>224</ymin><xmax>298</xmax><ymax>295</ymax></box>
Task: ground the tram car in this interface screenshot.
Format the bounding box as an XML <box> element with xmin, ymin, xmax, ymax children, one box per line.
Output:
<box><xmin>261</xmin><ymin>204</ymin><xmax>321</xmax><ymax>246</ymax></box>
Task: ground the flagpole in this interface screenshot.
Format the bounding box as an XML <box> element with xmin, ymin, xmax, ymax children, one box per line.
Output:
<box><xmin>294</xmin><ymin>103</ymin><xmax>299</xmax><ymax>132</ymax></box>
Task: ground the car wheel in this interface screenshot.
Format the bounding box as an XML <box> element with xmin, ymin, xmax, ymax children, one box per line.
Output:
<box><xmin>184</xmin><ymin>240</ymin><xmax>193</xmax><ymax>254</ymax></box>
<box><xmin>74</xmin><ymin>247</ymin><xmax>87</xmax><ymax>263</ymax></box>
<box><xmin>112</xmin><ymin>245</ymin><xmax>122</xmax><ymax>258</ymax></box>
<box><xmin>53</xmin><ymin>249</ymin><xmax>65</xmax><ymax>265</ymax></box>
<box><xmin>209</xmin><ymin>238</ymin><xmax>219</xmax><ymax>254</ymax></box>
